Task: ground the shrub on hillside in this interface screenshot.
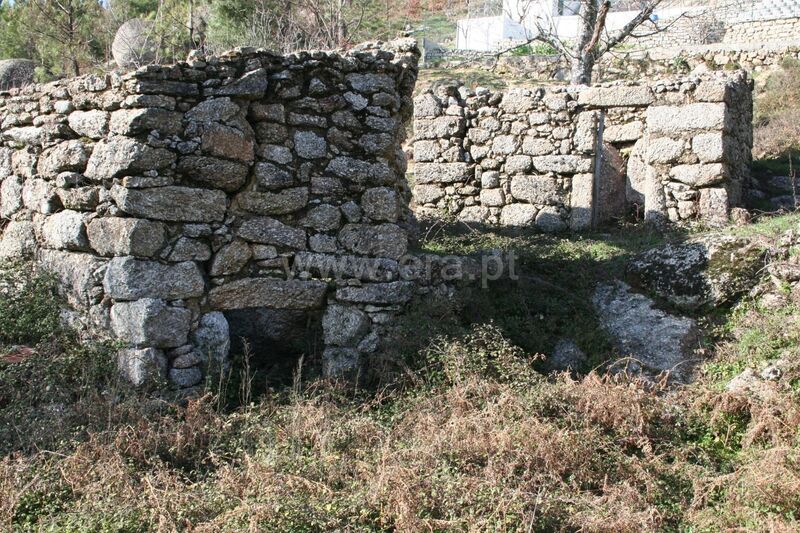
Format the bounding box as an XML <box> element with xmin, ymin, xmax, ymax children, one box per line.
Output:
<box><xmin>754</xmin><ymin>58</ymin><xmax>800</xmax><ymax>159</ymax></box>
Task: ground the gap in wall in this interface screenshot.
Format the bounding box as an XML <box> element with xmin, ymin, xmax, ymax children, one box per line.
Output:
<box><xmin>224</xmin><ymin>309</ymin><xmax>324</xmax><ymax>391</ymax></box>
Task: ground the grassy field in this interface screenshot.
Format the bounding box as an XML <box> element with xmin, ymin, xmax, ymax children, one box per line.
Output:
<box><xmin>1</xmin><ymin>214</ymin><xmax>800</xmax><ymax>532</ymax></box>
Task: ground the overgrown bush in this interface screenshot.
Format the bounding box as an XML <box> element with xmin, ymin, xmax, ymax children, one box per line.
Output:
<box><xmin>0</xmin><ymin>261</ymin><xmax>61</xmax><ymax>347</ymax></box>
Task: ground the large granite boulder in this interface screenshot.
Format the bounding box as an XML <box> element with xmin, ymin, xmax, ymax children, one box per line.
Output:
<box><xmin>627</xmin><ymin>235</ymin><xmax>766</xmax><ymax>311</ymax></box>
<box><xmin>112</xmin><ymin>19</ymin><xmax>157</xmax><ymax>69</ymax></box>
<box><xmin>0</xmin><ymin>59</ymin><xmax>35</xmax><ymax>91</ymax></box>
<box><xmin>593</xmin><ymin>281</ymin><xmax>700</xmax><ymax>383</ymax></box>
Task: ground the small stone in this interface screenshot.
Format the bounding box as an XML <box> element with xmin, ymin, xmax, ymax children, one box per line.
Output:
<box><xmin>210</xmin><ymin>240</ymin><xmax>252</xmax><ymax>276</ymax></box>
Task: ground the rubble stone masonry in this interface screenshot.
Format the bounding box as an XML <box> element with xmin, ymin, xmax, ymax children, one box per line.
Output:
<box><xmin>0</xmin><ymin>39</ymin><xmax>444</xmax><ymax>388</ymax></box>
<box><xmin>411</xmin><ymin>71</ymin><xmax>753</xmax><ymax>229</ymax></box>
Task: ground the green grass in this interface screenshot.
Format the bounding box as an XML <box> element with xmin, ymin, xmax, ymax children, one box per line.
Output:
<box><xmin>411</xmin><ymin>221</ymin><xmax>678</xmax><ymax>370</ymax></box>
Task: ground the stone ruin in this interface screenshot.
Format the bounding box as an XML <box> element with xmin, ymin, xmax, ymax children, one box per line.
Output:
<box><xmin>0</xmin><ymin>38</ymin><xmax>758</xmax><ymax>389</ymax></box>
<box><xmin>412</xmin><ymin>71</ymin><xmax>753</xmax><ymax>229</ymax></box>
<box><xmin>0</xmin><ymin>39</ymin><xmax>480</xmax><ymax>389</ymax></box>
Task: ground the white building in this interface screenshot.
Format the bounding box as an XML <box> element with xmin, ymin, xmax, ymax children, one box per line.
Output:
<box><xmin>455</xmin><ymin>0</ymin><xmax>704</xmax><ymax>51</ymax></box>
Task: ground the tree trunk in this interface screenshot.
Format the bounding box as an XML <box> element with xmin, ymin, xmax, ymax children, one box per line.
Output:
<box><xmin>570</xmin><ymin>52</ymin><xmax>595</xmax><ymax>85</ymax></box>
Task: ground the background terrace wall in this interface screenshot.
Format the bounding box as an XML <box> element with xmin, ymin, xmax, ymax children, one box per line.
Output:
<box><xmin>411</xmin><ymin>71</ymin><xmax>753</xmax><ymax>229</ymax></box>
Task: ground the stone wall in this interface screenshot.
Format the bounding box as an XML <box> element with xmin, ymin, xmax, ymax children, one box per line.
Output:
<box><xmin>412</xmin><ymin>86</ymin><xmax>598</xmax><ymax>231</ymax></box>
<box><xmin>723</xmin><ymin>17</ymin><xmax>800</xmax><ymax>45</ymax></box>
<box><xmin>411</xmin><ymin>71</ymin><xmax>753</xmax><ymax>228</ymax></box>
<box><xmin>487</xmin><ymin>43</ymin><xmax>800</xmax><ymax>83</ymax></box>
<box><xmin>0</xmin><ymin>39</ymin><xmax>439</xmax><ymax>389</ymax></box>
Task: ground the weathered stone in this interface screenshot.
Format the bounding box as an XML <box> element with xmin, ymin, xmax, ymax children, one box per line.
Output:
<box><xmin>112</xmin><ymin>185</ymin><xmax>227</xmax><ymax>222</ymax></box>
<box><xmin>110</xmin><ymin>108</ymin><xmax>183</xmax><ymax>136</ymax></box>
<box><xmin>237</xmin><ymin>188</ymin><xmax>309</xmax><ymax>215</ymax></box>
<box><xmin>169</xmin><ymin>367</ymin><xmax>203</xmax><ymax>388</ymax></box>
<box><xmin>238</xmin><ymin>217</ymin><xmax>307</xmax><ymax>249</ymax></box>
<box><xmin>117</xmin><ymin>347</ymin><xmax>167</xmax><ymax>388</ymax></box>
<box><xmin>593</xmin><ymin>281</ymin><xmax>699</xmax><ymax>383</ymax></box>
<box><xmin>569</xmin><ymin>172</ymin><xmax>594</xmax><ymax>230</ymax></box>
<box><xmin>22</xmin><ymin>179</ymin><xmax>60</xmax><ymax>214</ymax></box>
<box><xmin>521</xmin><ymin>137</ymin><xmax>555</xmax><ymax>156</ymax></box>
<box><xmin>413</xmin><ymin>93</ymin><xmax>442</xmax><ymax>117</ymax></box>
<box><xmin>492</xmin><ymin>135</ymin><xmax>518</xmax><ymax>155</ymax></box>
<box><xmin>201</xmin><ymin>123</ymin><xmax>255</xmax><ymax>162</ymax></box>
<box><xmin>177</xmin><ymin>156</ymin><xmax>248</xmax><ymax>191</ymax></box>
<box><xmin>191</xmin><ymin>312</ymin><xmax>231</xmax><ymax>367</ymax></box>
<box><xmin>111</xmin><ymin>299</ymin><xmax>191</xmax><ymax>348</ymax></box>
<box><xmin>627</xmin><ymin>234</ymin><xmax>765</xmax><ymax>311</ymax></box>
<box><xmin>361</xmin><ymin>187</ymin><xmax>399</xmax><ymax>222</ymax></box>
<box><xmin>532</xmin><ymin>155</ymin><xmax>592</xmax><ymax>174</ymax></box>
<box><xmin>574</xmin><ymin>111</ymin><xmax>599</xmax><ymax>152</ymax></box>
<box><xmin>335</xmin><ymin>281</ymin><xmax>414</xmax><ymax>304</ymax></box>
<box><xmin>210</xmin><ymin>240</ymin><xmax>252</xmax><ymax>276</ymax></box>
<box><xmin>479</xmin><ymin>188</ymin><xmax>505</xmax><ymax>207</ymax></box>
<box><xmin>254</xmin><ymin>162</ymin><xmax>295</xmax><ymax>190</ymax></box>
<box><xmin>499</xmin><ymin>91</ymin><xmax>536</xmax><ymax>113</ymax></box>
<box><xmin>414</xmin><ymin>116</ymin><xmax>464</xmax><ymax>139</ymax></box>
<box><xmin>103</xmin><ymin>257</ymin><xmax>205</xmax><ymax>300</ymax></box>
<box><xmin>0</xmin><ymin>175</ymin><xmax>24</xmax><ymax>218</ymax></box>
<box><xmin>112</xmin><ymin>18</ymin><xmax>157</xmax><ymax>68</ymax></box>
<box><xmin>2</xmin><ymin>126</ymin><xmax>44</xmax><ymax>146</ymax></box>
<box><xmin>646</xmin><ymin>137</ymin><xmax>685</xmax><ymax>164</ymax></box>
<box><xmin>578</xmin><ymin>86</ymin><xmax>654</xmax><ymax>107</ymax></box>
<box><xmin>0</xmin><ymin>221</ymin><xmax>36</xmax><ymax>258</ymax></box>
<box><xmin>505</xmin><ymin>155</ymin><xmax>532</xmax><ymax>175</ymax></box>
<box><xmin>669</xmin><ymin>163</ymin><xmax>727</xmax><ymax>187</ymax></box>
<box><xmin>0</xmin><ymin>59</ymin><xmax>35</xmax><ymax>90</ymax></box>
<box><xmin>39</xmin><ymin>210</ymin><xmax>89</xmax><ymax>251</ymax></box>
<box><xmin>323</xmin><ymin>304</ymin><xmax>370</xmax><ymax>346</ymax></box>
<box><xmin>293</xmin><ymin>252</ymin><xmax>398</xmax><ymax>282</ymax></box>
<box><xmin>208</xmin><ymin>278</ymin><xmax>327</xmax><ymax>310</ymax></box>
<box><xmin>646</xmin><ymin>103</ymin><xmax>727</xmax><ymax>134</ymax></box>
<box><xmin>304</xmin><ymin>204</ymin><xmax>342</xmax><ymax>231</ymax></box>
<box><xmin>37</xmin><ymin>249</ymin><xmax>106</xmax><ymax>307</ymax></box>
<box><xmin>414</xmin><ymin>184</ymin><xmax>444</xmax><ymax>204</ymax></box>
<box><xmin>38</xmin><ymin>140</ymin><xmax>89</xmax><ymax>176</ymax></box>
<box><xmin>85</xmin><ymin>137</ymin><xmax>176</xmax><ymax>180</ymax></box>
<box><xmin>322</xmin><ymin>347</ymin><xmax>361</xmax><ymax>380</ymax></box>
<box><xmin>326</xmin><ymin>157</ymin><xmax>394</xmax><ymax>184</ymax></box>
<box><xmin>535</xmin><ymin>206</ymin><xmax>567</xmax><ymax>233</ymax></box>
<box><xmin>500</xmin><ymin>203</ymin><xmax>537</xmax><ymax>226</ymax></box>
<box><xmin>458</xmin><ymin>205</ymin><xmax>489</xmax><ymax>223</ymax></box>
<box><xmin>346</xmin><ymin>73</ymin><xmax>394</xmax><ymax>94</ymax></box>
<box><xmin>546</xmin><ymin>339</ymin><xmax>587</xmax><ymax>373</ymax></box>
<box><xmin>358</xmin><ymin>133</ymin><xmax>393</xmax><ymax>154</ymax></box>
<box><xmin>603</xmin><ymin>121</ymin><xmax>644</xmax><ymax>143</ymax></box>
<box><xmin>338</xmin><ymin>223</ymin><xmax>407</xmax><ymax>259</ymax></box>
<box><xmin>67</xmin><ymin>110</ymin><xmax>109</xmax><ymax>139</ymax></box>
<box><xmin>510</xmin><ymin>175</ymin><xmax>561</xmax><ymax>204</ymax></box>
<box><xmin>414</xmin><ymin>162</ymin><xmax>472</xmax><ymax>184</ymax></box>
<box><xmin>168</xmin><ymin>237</ymin><xmax>211</xmax><ymax>262</ymax></box>
<box><xmin>692</xmin><ymin>133</ymin><xmax>725</xmax><ymax>163</ymax></box>
<box><xmin>294</xmin><ymin>130</ymin><xmax>327</xmax><ymax>159</ymax></box>
<box><xmin>215</xmin><ymin>68</ymin><xmax>268</xmax><ymax>99</ymax></box>
<box><xmin>58</xmin><ymin>187</ymin><xmax>100</xmax><ymax>211</ymax></box>
<box><xmin>698</xmin><ymin>187</ymin><xmax>730</xmax><ymax>225</ymax></box>
<box><xmin>185</xmin><ymin>98</ymin><xmax>240</xmax><ymax>123</ymax></box>
<box><xmin>258</xmin><ymin>144</ymin><xmax>293</xmax><ymax>164</ymax></box>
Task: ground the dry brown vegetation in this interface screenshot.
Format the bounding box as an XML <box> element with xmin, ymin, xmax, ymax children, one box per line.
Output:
<box><xmin>2</xmin><ymin>217</ymin><xmax>800</xmax><ymax>532</ymax></box>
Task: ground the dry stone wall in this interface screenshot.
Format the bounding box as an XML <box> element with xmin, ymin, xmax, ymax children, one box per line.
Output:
<box><xmin>411</xmin><ymin>71</ymin><xmax>753</xmax><ymax>228</ymax></box>
<box><xmin>0</xmin><ymin>39</ymin><xmax>442</xmax><ymax>389</ymax></box>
